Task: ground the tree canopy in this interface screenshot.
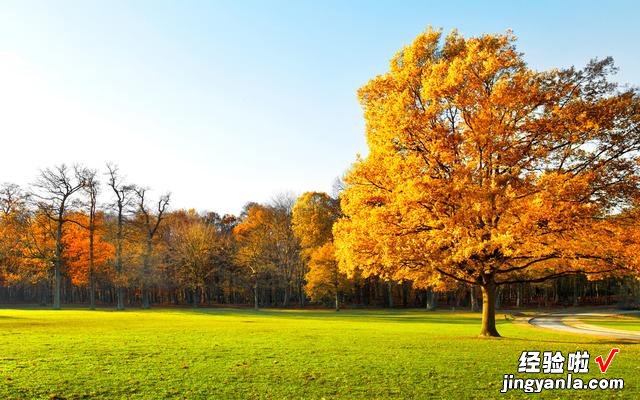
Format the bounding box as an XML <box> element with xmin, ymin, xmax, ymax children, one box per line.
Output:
<box><xmin>334</xmin><ymin>28</ymin><xmax>640</xmax><ymax>336</ymax></box>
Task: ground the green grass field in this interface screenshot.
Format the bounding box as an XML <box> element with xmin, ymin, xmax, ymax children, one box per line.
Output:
<box><xmin>0</xmin><ymin>308</ymin><xmax>637</xmax><ymax>399</ymax></box>
<box><xmin>581</xmin><ymin>313</ymin><xmax>640</xmax><ymax>332</ymax></box>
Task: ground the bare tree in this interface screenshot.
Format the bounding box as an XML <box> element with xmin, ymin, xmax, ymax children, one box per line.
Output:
<box><xmin>330</xmin><ymin>176</ymin><xmax>345</xmax><ymax>199</ymax></box>
<box><xmin>81</xmin><ymin>169</ymin><xmax>100</xmax><ymax>310</ymax></box>
<box><xmin>65</xmin><ymin>169</ymin><xmax>101</xmax><ymax>309</ymax></box>
<box><xmin>106</xmin><ymin>163</ymin><xmax>135</xmax><ymax>311</ymax></box>
<box><xmin>0</xmin><ymin>183</ymin><xmax>28</xmax><ymax>215</ymax></box>
<box><xmin>133</xmin><ymin>187</ymin><xmax>170</xmax><ymax>309</ymax></box>
<box><xmin>31</xmin><ymin>164</ymin><xmax>87</xmax><ymax>310</ymax></box>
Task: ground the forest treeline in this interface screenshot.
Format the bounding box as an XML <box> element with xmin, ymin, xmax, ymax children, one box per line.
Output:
<box><xmin>0</xmin><ymin>164</ymin><xmax>636</xmax><ymax>311</ymax></box>
<box><xmin>5</xmin><ymin>28</ymin><xmax>640</xmax><ymax>340</ymax></box>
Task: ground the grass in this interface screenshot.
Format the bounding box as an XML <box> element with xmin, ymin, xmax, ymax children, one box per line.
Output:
<box><xmin>579</xmin><ymin>312</ymin><xmax>640</xmax><ymax>332</ymax></box>
<box><xmin>0</xmin><ymin>308</ymin><xmax>638</xmax><ymax>399</ymax></box>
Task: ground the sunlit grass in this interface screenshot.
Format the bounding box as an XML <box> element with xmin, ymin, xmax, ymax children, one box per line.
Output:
<box><xmin>580</xmin><ymin>312</ymin><xmax>640</xmax><ymax>332</ymax></box>
<box><xmin>0</xmin><ymin>308</ymin><xmax>637</xmax><ymax>399</ymax></box>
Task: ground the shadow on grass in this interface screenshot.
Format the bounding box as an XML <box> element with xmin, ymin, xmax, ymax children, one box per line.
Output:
<box><xmin>184</xmin><ymin>307</ymin><xmax>486</xmax><ymax>325</ymax></box>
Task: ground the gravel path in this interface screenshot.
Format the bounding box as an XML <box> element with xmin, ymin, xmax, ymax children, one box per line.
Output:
<box><xmin>528</xmin><ymin>310</ymin><xmax>640</xmax><ymax>341</ymax></box>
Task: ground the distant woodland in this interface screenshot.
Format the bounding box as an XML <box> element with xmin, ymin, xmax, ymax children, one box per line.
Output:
<box><xmin>2</xmin><ymin>29</ymin><xmax>640</xmax><ymax>338</ymax></box>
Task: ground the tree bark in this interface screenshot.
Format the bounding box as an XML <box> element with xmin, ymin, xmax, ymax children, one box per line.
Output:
<box><xmin>53</xmin><ymin>218</ymin><xmax>63</xmax><ymax>310</ymax></box>
<box><xmin>142</xmin><ymin>288</ymin><xmax>150</xmax><ymax>309</ymax></box>
<box><xmin>299</xmin><ymin>283</ymin><xmax>305</xmax><ymax>308</ymax></box>
<box><xmin>141</xmin><ymin>239</ymin><xmax>152</xmax><ymax>309</ymax></box>
<box><xmin>114</xmin><ymin>241</ymin><xmax>124</xmax><ymax>310</ymax></box>
<box><xmin>426</xmin><ymin>289</ymin><xmax>437</xmax><ymax>311</ymax></box>
<box><xmin>108</xmin><ymin>166</ymin><xmax>129</xmax><ymax>312</ymax></box>
<box><xmin>283</xmin><ymin>285</ymin><xmax>289</xmax><ymax>307</ymax></box>
<box><xmin>53</xmin><ymin>266</ymin><xmax>61</xmax><ymax>310</ymax></box>
<box><xmin>254</xmin><ymin>276</ymin><xmax>259</xmax><ymax>310</ymax></box>
<box><xmin>89</xmin><ymin>226</ymin><xmax>95</xmax><ymax>310</ymax></box>
<box><xmin>116</xmin><ymin>287</ymin><xmax>124</xmax><ymax>310</ymax></box>
<box><xmin>192</xmin><ymin>288</ymin><xmax>198</xmax><ymax>308</ymax></box>
<box><xmin>470</xmin><ymin>285</ymin><xmax>479</xmax><ymax>312</ymax></box>
<box><xmin>480</xmin><ymin>283</ymin><xmax>500</xmax><ymax>337</ymax></box>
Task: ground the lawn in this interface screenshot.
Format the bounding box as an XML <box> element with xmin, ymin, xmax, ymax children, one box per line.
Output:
<box><xmin>579</xmin><ymin>313</ymin><xmax>640</xmax><ymax>332</ymax></box>
<box><xmin>0</xmin><ymin>308</ymin><xmax>637</xmax><ymax>399</ymax></box>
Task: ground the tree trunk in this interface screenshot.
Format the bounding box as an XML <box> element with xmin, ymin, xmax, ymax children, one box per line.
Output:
<box><xmin>115</xmin><ymin>207</ymin><xmax>125</xmax><ymax>311</ymax></box>
<box><xmin>299</xmin><ymin>283</ymin><xmax>305</xmax><ymax>308</ymax></box>
<box><xmin>142</xmin><ymin>287</ymin><xmax>150</xmax><ymax>309</ymax></box>
<box><xmin>141</xmin><ymin>240</ymin><xmax>152</xmax><ymax>309</ymax></box>
<box><xmin>89</xmin><ymin>227</ymin><xmax>96</xmax><ymax>310</ymax></box>
<box><xmin>192</xmin><ymin>288</ymin><xmax>198</xmax><ymax>308</ymax></box>
<box><xmin>116</xmin><ymin>287</ymin><xmax>125</xmax><ymax>310</ymax></box>
<box><xmin>254</xmin><ymin>276</ymin><xmax>259</xmax><ymax>310</ymax></box>
<box><xmin>334</xmin><ymin>271</ymin><xmax>340</xmax><ymax>311</ymax></box>
<box><xmin>480</xmin><ymin>284</ymin><xmax>500</xmax><ymax>337</ymax></box>
<box><xmin>89</xmin><ymin>274</ymin><xmax>96</xmax><ymax>309</ymax></box>
<box><xmin>283</xmin><ymin>285</ymin><xmax>289</xmax><ymax>307</ymax></box>
<box><xmin>53</xmin><ymin>219</ymin><xmax>63</xmax><ymax>310</ymax></box>
<box><xmin>470</xmin><ymin>285</ymin><xmax>479</xmax><ymax>312</ymax></box>
<box><xmin>53</xmin><ymin>266</ymin><xmax>61</xmax><ymax>310</ymax></box>
<box><xmin>426</xmin><ymin>289</ymin><xmax>437</xmax><ymax>311</ymax></box>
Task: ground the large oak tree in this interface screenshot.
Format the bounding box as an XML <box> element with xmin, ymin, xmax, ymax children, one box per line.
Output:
<box><xmin>334</xmin><ymin>29</ymin><xmax>640</xmax><ymax>336</ymax></box>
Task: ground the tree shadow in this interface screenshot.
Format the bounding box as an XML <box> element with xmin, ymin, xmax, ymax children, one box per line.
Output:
<box><xmin>186</xmin><ymin>307</ymin><xmax>491</xmax><ymax>326</ymax></box>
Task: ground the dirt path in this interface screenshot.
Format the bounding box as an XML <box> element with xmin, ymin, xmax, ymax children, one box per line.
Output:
<box><xmin>528</xmin><ymin>310</ymin><xmax>640</xmax><ymax>341</ymax></box>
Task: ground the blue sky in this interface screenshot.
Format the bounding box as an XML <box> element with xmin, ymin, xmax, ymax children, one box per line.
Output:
<box><xmin>1</xmin><ymin>0</ymin><xmax>638</xmax><ymax>214</ymax></box>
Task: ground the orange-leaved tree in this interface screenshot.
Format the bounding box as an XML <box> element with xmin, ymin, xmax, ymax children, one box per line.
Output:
<box><xmin>334</xmin><ymin>28</ymin><xmax>640</xmax><ymax>336</ymax></box>
<box><xmin>62</xmin><ymin>212</ymin><xmax>114</xmax><ymax>290</ymax></box>
<box><xmin>292</xmin><ymin>192</ymin><xmax>347</xmax><ymax>310</ymax></box>
<box><xmin>0</xmin><ymin>184</ymin><xmax>31</xmax><ymax>286</ymax></box>
<box><xmin>233</xmin><ymin>204</ymin><xmax>277</xmax><ymax>310</ymax></box>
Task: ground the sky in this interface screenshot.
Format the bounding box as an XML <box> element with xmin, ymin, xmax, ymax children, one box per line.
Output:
<box><xmin>0</xmin><ymin>0</ymin><xmax>639</xmax><ymax>215</ymax></box>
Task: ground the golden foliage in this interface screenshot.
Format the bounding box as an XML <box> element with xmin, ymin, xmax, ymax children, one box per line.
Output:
<box><xmin>292</xmin><ymin>192</ymin><xmax>348</xmax><ymax>302</ymax></box>
<box><xmin>335</xmin><ymin>28</ymin><xmax>640</xmax><ymax>291</ymax></box>
<box><xmin>292</xmin><ymin>192</ymin><xmax>340</xmax><ymax>256</ymax></box>
<box><xmin>62</xmin><ymin>212</ymin><xmax>115</xmax><ymax>286</ymax></box>
<box><xmin>304</xmin><ymin>242</ymin><xmax>352</xmax><ymax>303</ymax></box>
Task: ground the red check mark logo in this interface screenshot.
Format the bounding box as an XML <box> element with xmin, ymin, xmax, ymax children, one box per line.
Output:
<box><xmin>595</xmin><ymin>348</ymin><xmax>619</xmax><ymax>373</ymax></box>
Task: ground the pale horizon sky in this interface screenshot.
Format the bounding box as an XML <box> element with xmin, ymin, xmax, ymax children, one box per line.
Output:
<box><xmin>1</xmin><ymin>1</ymin><xmax>639</xmax><ymax>215</ymax></box>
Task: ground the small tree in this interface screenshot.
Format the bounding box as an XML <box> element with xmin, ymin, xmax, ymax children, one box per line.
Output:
<box><xmin>305</xmin><ymin>242</ymin><xmax>351</xmax><ymax>311</ymax></box>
